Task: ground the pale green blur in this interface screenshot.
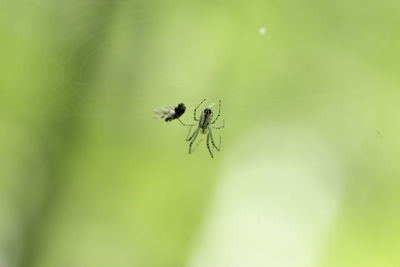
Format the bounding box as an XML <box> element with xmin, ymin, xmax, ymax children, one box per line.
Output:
<box><xmin>1</xmin><ymin>0</ymin><xmax>399</xmax><ymax>267</ymax></box>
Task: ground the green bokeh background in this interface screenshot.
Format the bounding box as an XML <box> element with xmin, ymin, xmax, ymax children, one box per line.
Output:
<box><xmin>1</xmin><ymin>0</ymin><xmax>399</xmax><ymax>267</ymax></box>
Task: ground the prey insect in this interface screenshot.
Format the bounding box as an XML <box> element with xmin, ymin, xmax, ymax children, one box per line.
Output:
<box><xmin>153</xmin><ymin>102</ymin><xmax>186</xmax><ymax>122</ymax></box>
<box><xmin>180</xmin><ymin>99</ymin><xmax>225</xmax><ymax>158</ymax></box>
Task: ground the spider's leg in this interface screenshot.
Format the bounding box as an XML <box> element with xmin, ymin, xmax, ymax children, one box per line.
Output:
<box><xmin>211</xmin><ymin>99</ymin><xmax>221</xmax><ymax>124</ymax></box>
<box><xmin>210</xmin><ymin>134</ymin><xmax>218</xmax><ymax>155</ymax></box>
<box><xmin>186</xmin><ymin>125</ymin><xmax>193</xmax><ymax>141</ymax></box>
<box><xmin>177</xmin><ymin>118</ymin><xmax>196</xmax><ymax>127</ymax></box>
<box><xmin>206</xmin><ymin>131</ymin><xmax>214</xmax><ymax>158</ymax></box>
<box><xmin>186</xmin><ymin>126</ymin><xmax>199</xmax><ymax>141</ymax></box>
<box><xmin>211</xmin><ymin>119</ymin><xmax>225</xmax><ymax>130</ymax></box>
<box><xmin>191</xmin><ymin>138</ymin><xmax>203</xmax><ymax>154</ymax></box>
<box><xmin>194</xmin><ymin>99</ymin><xmax>206</xmax><ymax>121</ymax></box>
<box><xmin>188</xmin><ymin>128</ymin><xmax>200</xmax><ymax>154</ymax></box>
<box><xmin>209</xmin><ymin>128</ymin><xmax>221</xmax><ymax>151</ymax></box>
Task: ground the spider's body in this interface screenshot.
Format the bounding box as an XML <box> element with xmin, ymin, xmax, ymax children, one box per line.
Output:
<box><xmin>180</xmin><ymin>99</ymin><xmax>225</xmax><ymax>158</ymax></box>
<box><xmin>199</xmin><ymin>108</ymin><xmax>212</xmax><ymax>134</ymax></box>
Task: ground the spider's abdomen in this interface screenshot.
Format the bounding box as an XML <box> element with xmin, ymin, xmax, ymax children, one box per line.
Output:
<box><xmin>200</xmin><ymin>127</ymin><xmax>209</xmax><ymax>134</ymax></box>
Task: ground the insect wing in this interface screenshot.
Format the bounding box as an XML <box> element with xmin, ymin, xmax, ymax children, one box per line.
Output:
<box><xmin>153</xmin><ymin>105</ymin><xmax>175</xmax><ymax>119</ymax></box>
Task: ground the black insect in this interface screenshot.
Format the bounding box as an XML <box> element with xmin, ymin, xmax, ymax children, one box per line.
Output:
<box><xmin>153</xmin><ymin>103</ymin><xmax>186</xmax><ymax>122</ymax></box>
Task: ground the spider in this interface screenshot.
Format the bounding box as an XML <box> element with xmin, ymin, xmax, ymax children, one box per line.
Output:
<box><xmin>179</xmin><ymin>99</ymin><xmax>225</xmax><ymax>158</ymax></box>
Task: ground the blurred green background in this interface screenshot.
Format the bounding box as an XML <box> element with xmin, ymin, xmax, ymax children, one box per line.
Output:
<box><xmin>1</xmin><ymin>0</ymin><xmax>400</xmax><ymax>266</ymax></box>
